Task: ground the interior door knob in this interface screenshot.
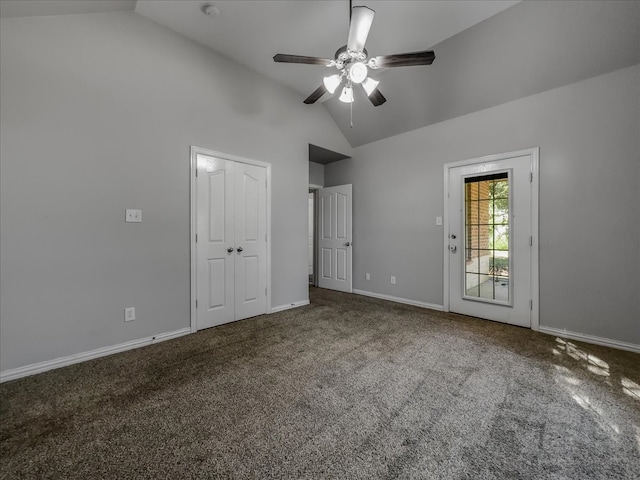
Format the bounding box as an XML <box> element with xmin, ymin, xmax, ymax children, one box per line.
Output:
<box><xmin>345</xmin><ymin>242</ymin><xmax>351</xmax><ymax>247</ymax></box>
<box><xmin>227</xmin><ymin>247</ymin><xmax>234</xmax><ymax>253</ymax></box>
<box><xmin>237</xmin><ymin>246</ymin><xmax>243</xmax><ymax>253</ymax></box>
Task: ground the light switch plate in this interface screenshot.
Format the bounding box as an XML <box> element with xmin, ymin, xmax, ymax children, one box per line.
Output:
<box><xmin>125</xmin><ymin>209</ymin><xmax>142</xmax><ymax>223</ymax></box>
<box><xmin>436</xmin><ymin>216</ymin><xmax>443</xmax><ymax>226</ymax></box>
<box><xmin>124</xmin><ymin>307</ymin><xmax>135</xmax><ymax>322</ymax></box>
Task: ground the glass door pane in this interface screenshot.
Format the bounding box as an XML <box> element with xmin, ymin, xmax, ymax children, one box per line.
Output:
<box><xmin>464</xmin><ymin>172</ymin><xmax>510</xmax><ymax>304</ymax></box>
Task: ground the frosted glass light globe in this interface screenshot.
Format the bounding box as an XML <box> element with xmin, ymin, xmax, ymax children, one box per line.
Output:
<box><xmin>349</xmin><ymin>62</ymin><xmax>368</xmax><ymax>84</ymax></box>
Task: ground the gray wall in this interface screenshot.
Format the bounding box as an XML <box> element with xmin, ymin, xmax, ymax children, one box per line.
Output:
<box><xmin>309</xmin><ymin>161</ymin><xmax>325</xmax><ymax>187</ymax></box>
<box><xmin>326</xmin><ymin>65</ymin><xmax>640</xmax><ymax>345</ymax></box>
<box><xmin>0</xmin><ymin>11</ymin><xmax>351</xmax><ymax>372</ymax></box>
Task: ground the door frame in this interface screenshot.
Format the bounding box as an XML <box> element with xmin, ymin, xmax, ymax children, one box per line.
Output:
<box><xmin>308</xmin><ymin>184</ymin><xmax>322</xmax><ymax>287</ymax></box>
<box><xmin>443</xmin><ymin>147</ymin><xmax>539</xmax><ymax>330</ymax></box>
<box><xmin>189</xmin><ymin>145</ymin><xmax>272</xmax><ymax>333</ymax></box>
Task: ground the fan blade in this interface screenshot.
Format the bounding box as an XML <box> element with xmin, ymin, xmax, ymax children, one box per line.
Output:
<box><xmin>273</xmin><ymin>54</ymin><xmax>333</xmax><ymax>66</ymax></box>
<box><xmin>347</xmin><ymin>6</ymin><xmax>375</xmax><ymax>53</ymax></box>
<box><xmin>304</xmin><ymin>85</ymin><xmax>328</xmax><ymax>104</ymax></box>
<box><xmin>370</xmin><ymin>50</ymin><xmax>435</xmax><ymax>68</ymax></box>
<box><xmin>367</xmin><ymin>88</ymin><xmax>387</xmax><ymax>107</ymax></box>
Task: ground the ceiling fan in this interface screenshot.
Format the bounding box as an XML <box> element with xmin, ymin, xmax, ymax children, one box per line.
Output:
<box><xmin>273</xmin><ymin>1</ymin><xmax>435</xmax><ymax>108</ymax></box>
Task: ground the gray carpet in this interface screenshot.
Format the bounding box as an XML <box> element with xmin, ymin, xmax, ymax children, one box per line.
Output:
<box><xmin>1</xmin><ymin>287</ymin><xmax>639</xmax><ymax>479</ymax></box>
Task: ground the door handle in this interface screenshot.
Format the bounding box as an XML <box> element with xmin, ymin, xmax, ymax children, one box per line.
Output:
<box><xmin>227</xmin><ymin>247</ymin><xmax>234</xmax><ymax>253</ymax></box>
<box><xmin>449</xmin><ymin>245</ymin><xmax>457</xmax><ymax>253</ymax></box>
<box><xmin>237</xmin><ymin>246</ymin><xmax>243</xmax><ymax>253</ymax></box>
<box><xmin>345</xmin><ymin>242</ymin><xmax>351</xmax><ymax>247</ymax></box>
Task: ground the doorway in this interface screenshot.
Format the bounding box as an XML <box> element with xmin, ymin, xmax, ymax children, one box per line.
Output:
<box><xmin>308</xmin><ymin>189</ymin><xmax>316</xmax><ymax>286</ymax></box>
<box><xmin>317</xmin><ymin>184</ymin><xmax>353</xmax><ymax>293</ymax></box>
<box><xmin>190</xmin><ymin>146</ymin><xmax>272</xmax><ymax>332</ymax></box>
<box><xmin>444</xmin><ymin>148</ymin><xmax>539</xmax><ymax>329</ymax></box>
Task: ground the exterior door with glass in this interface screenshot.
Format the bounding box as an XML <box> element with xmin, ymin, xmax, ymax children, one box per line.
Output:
<box><xmin>447</xmin><ymin>151</ymin><xmax>537</xmax><ymax>328</ymax></box>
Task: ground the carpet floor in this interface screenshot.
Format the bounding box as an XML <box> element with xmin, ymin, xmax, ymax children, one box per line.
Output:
<box><xmin>1</xmin><ymin>287</ymin><xmax>639</xmax><ymax>479</ymax></box>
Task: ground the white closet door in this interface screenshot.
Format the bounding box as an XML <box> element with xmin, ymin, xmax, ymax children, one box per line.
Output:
<box><xmin>234</xmin><ymin>162</ymin><xmax>267</xmax><ymax>320</ymax></box>
<box><xmin>196</xmin><ymin>155</ymin><xmax>235</xmax><ymax>329</ymax></box>
<box><xmin>196</xmin><ymin>154</ymin><xmax>267</xmax><ymax>330</ymax></box>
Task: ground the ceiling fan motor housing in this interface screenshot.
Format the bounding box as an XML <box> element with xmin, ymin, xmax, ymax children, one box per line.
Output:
<box><xmin>334</xmin><ymin>45</ymin><xmax>368</xmax><ymax>70</ymax></box>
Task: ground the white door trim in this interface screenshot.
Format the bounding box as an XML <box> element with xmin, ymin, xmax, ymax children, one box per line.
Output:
<box><xmin>309</xmin><ymin>185</ymin><xmax>321</xmax><ymax>287</ymax></box>
<box><xmin>443</xmin><ymin>147</ymin><xmax>539</xmax><ymax>331</ymax></box>
<box><xmin>190</xmin><ymin>145</ymin><xmax>272</xmax><ymax>333</ymax></box>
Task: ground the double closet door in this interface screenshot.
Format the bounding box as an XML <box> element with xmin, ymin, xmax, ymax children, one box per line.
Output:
<box><xmin>196</xmin><ymin>154</ymin><xmax>267</xmax><ymax>329</ymax></box>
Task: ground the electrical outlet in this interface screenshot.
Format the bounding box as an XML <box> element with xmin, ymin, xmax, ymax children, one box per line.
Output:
<box><xmin>124</xmin><ymin>307</ymin><xmax>135</xmax><ymax>322</ymax></box>
<box><xmin>365</xmin><ymin>273</ymin><xmax>370</xmax><ymax>280</ymax></box>
<box><xmin>390</xmin><ymin>276</ymin><xmax>396</xmax><ymax>285</ymax></box>
<box><xmin>125</xmin><ymin>209</ymin><xmax>142</xmax><ymax>223</ymax></box>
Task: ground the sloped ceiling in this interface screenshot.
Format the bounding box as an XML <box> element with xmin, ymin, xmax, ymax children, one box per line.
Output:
<box><xmin>0</xmin><ymin>0</ymin><xmax>136</xmax><ymax>17</ymax></box>
<box><xmin>134</xmin><ymin>0</ymin><xmax>520</xmax><ymax>147</ymax></box>
<box><xmin>135</xmin><ymin>0</ymin><xmax>640</xmax><ymax>147</ymax></box>
<box><xmin>324</xmin><ymin>0</ymin><xmax>640</xmax><ymax>146</ymax></box>
<box><xmin>2</xmin><ymin>1</ymin><xmax>639</xmax><ymax>148</ymax></box>
<box><xmin>134</xmin><ymin>1</ymin><xmax>518</xmax><ymax>98</ymax></box>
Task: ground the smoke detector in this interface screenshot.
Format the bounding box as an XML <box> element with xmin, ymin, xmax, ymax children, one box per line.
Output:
<box><xmin>201</xmin><ymin>3</ymin><xmax>220</xmax><ymax>17</ymax></box>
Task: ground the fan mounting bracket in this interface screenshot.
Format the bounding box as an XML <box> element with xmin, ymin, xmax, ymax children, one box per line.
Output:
<box><xmin>334</xmin><ymin>45</ymin><xmax>368</xmax><ymax>70</ymax></box>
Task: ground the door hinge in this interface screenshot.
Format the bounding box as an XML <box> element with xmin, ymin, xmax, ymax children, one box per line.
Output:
<box><xmin>529</xmin><ymin>236</ymin><xmax>533</xmax><ymax>246</ymax></box>
<box><xmin>265</xmin><ymin>233</ymin><xmax>267</xmax><ymax>242</ymax></box>
<box><xmin>529</xmin><ymin>172</ymin><xmax>533</xmax><ymax>183</ymax></box>
<box><xmin>529</xmin><ymin>300</ymin><xmax>533</xmax><ymax>310</ymax></box>
<box><xmin>265</xmin><ymin>287</ymin><xmax>267</xmax><ymax>296</ymax></box>
<box><xmin>196</xmin><ymin>299</ymin><xmax>198</xmax><ymax>309</ymax></box>
<box><xmin>196</xmin><ymin>168</ymin><xmax>198</xmax><ymax>177</ymax></box>
<box><xmin>195</xmin><ymin>234</ymin><xmax>198</xmax><ymax>243</ymax></box>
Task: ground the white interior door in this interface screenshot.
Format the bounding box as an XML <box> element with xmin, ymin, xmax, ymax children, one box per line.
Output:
<box><xmin>196</xmin><ymin>154</ymin><xmax>267</xmax><ymax>330</ymax></box>
<box><xmin>197</xmin><ymin>156</ymin><xmax>235</xmax><ymax>329</ymax></box>
<box><xmin>318</xmin><ymin>184</ymin><xmax>352</xmax><ymax>293</ymax></box>
<box><xmin>308</xmin><ymin>192</ymin><xmax>314</xmax><ymax>282</ymax></box>
<box><xmin>447</xmin><ymin>152</ymin><xmax>536</xmax><ymax>327</ymax></box>
<box><xmin>234</xmin><ymin>162</ymin><xmax>267</xmax><ymax>320</ymax></box>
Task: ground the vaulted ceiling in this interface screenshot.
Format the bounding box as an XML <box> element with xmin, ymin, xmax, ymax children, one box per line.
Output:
<box><xmin>2</xmin><ymin>1</ymin><xmax>639</xmax><ymax>148</ymax></box>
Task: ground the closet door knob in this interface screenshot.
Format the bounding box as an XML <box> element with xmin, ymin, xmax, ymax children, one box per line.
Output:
<box><xmin>237</xmin><ymin>247</ymin><xmax>244</xmax><ymax>253</ymax></box>
<box><xmin>227</xmin><ymin>247</ymin><xmax>234</xmax><ymax>253</ymax></box>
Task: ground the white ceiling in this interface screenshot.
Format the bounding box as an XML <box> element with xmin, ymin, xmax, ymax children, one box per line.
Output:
<box><xmin>135</xmin><ymin>1</ymin><xmax>519</xmax><ymax>101</ymax></box>
<box><xmin>0</xmin><ymin>0</ymin><xmax>136</xmax><ymax>18</ymax></box>
<box><xmin>6</xmin><ymin>2</ymin><xmax>635</xmax><ymax>150</ymax></box>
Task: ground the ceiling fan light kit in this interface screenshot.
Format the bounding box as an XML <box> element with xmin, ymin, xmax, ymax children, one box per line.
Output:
<box><xmin>273</xmin><ymin>1</ymin><xmax>436</xmax><ymax>116</ymax></box>
<box><xmin>362</xmin><ymin>76</ymin><xmax>379</xmax><ymax>96</ymax></box>
<box><xmin>348</xmin><ymin>62</ymin><xmax>368</xmax><ymax>84</ymax></box>
<box><xmin>323</xmin><ymin>74</ymin><xmax>343</xmax><ymax>94</ymax></box>
<box><xmin>339</xmin><ymin>85</ymin><xmax>355</xmax><ymax>104</ymax></box>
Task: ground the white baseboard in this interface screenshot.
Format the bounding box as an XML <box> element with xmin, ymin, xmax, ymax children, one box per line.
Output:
<box><xmin>353</xmin><ymin>289</ymin><xmax>444</xmax><ymax>311</ymax></box>
<box><xmin>0</xmin><ymin>327</ymin><xmax>191</xmax><ymax>383</ymax></box>
<box><xmin>270</xmin><ymin>300</ymin><xmax>310</xmax><ymax>313</ymax></box>
<box><xmin>538</xmin><ymin>326</ymin><xmax>640</xmax><ymax>354</ymax></box>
